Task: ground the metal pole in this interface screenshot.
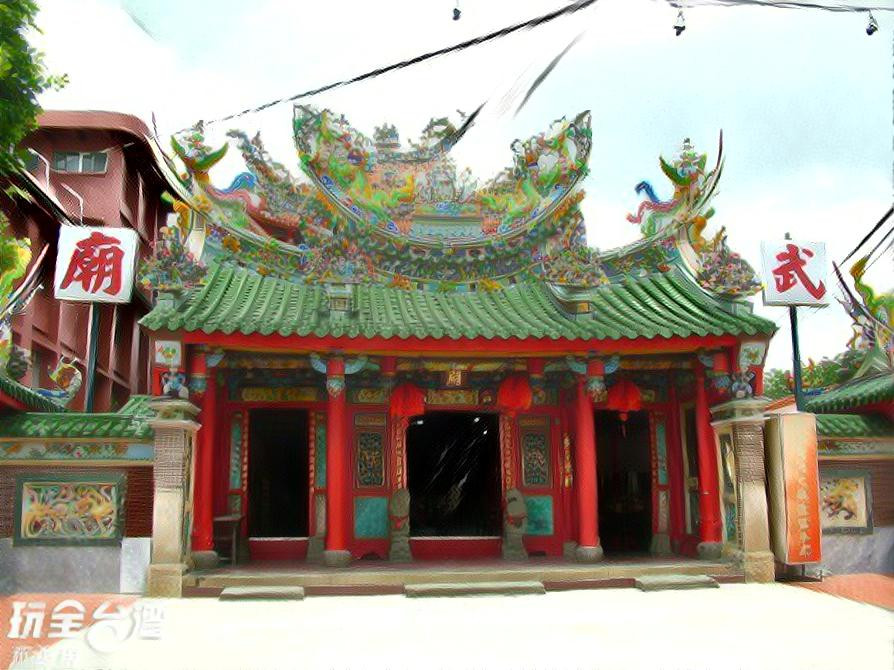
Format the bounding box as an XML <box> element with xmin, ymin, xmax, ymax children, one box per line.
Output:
<box><xmin>84</xmin><ymin>304</ymin><xmax>100</xmax><ymax>412</ymax></box>
<box><xmin>785</xmin><ymin>232</ymin><xmax>804</xmax><ymax>411</ymax></box>
<box><xmin>789</xmin><ymin>304</ymin><xmax>804</xmax><ymax>411</ymax></box>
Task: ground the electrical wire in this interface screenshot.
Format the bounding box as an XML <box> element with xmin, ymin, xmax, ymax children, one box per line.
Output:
<box><xmin>840</xmin><ymin>205</ymin><xmax>893</xmax><ymax>264</ymax></box>
<box><xmin>182</xmin><ymin>0</ymin><xmax>601</xmax><ymax>132</ymax></box>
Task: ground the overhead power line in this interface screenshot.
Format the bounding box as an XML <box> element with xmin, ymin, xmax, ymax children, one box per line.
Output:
<box><xmin>186</xmin><ymin>0</ymin><xmax>601</xmax><ymax>131</ymax></box>
<box><xmin>840</xmin><ymin>205</ymin><xmax>893</xmax><ymax>264</ymax></box>
<box><xmin>180</xmin><ymin>0</ymin><xmax>893</xmax><ymax>133</ymax></box>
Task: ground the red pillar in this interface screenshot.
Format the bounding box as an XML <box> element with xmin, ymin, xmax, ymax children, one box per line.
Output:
<box><xmin>192</xmin><ymin>353</ymin><xmax>216</xmax><ymax>553</ymax></box>
<box><xmin>324</xmin><ymin>357</ymin><xmax>351</xmax><ymax>566</ymax></box>
<box><xmin>694</xmin><ymin>362</ymin><xmax>722</xmax><ymax>553</ymax></box>
<box><xmin>573</xmin><ymin>379</ymin><xmax>603</xmax><ymax>561</ymax></box>
<box><xmin>666</xmin><ymin>376</ymin><xmax>686</xmax><ymax>550</ymax></box>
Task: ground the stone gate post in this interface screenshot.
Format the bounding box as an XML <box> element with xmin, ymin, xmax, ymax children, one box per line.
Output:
<box><xmin>710</xmin><ymin>398</ymin><xmax>775</xmax><ymax>583</ymax></box>
<box><xmin>146</xmin><ymin>398</ymin><xmax>201</xmax><ymax>597</ymax></box>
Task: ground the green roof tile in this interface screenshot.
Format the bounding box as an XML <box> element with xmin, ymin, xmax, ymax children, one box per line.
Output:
<box><xmin>141</xmin><ymin>263</ymin><xmax>776</xmax><ymax>343</ymax></box>
<box><xmin>0</xmin><ymin>394</ymin><xmax>154</xmax><ymax>440</ymax></box>
<box><xmin>0</xmin><ymin>375</ymin><xmax>66</xmax><ymax>413</ymax></box>
<box><xmin>805</xmin><ymin>371</ymin><xmax>894</xmax><ymax>413</ymax></box>
<box><xmin>816</xmin><ymin>413</ymin><xmax>894</xmax><ymax>438</ymax></box>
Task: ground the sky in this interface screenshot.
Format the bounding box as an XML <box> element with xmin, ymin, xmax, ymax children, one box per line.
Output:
<box><xmin>31</xmin><ymin>0</ymin><xmax>893</xmax><ymax>371</ymax></box>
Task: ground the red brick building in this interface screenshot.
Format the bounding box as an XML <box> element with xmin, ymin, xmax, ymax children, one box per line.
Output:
<box><xmin>1</xmin><ymin>111</ymin><xmax>181</xmax><ymax>412</ymax></box>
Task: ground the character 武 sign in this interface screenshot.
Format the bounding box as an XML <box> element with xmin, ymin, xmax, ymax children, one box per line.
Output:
<box><xmin>54</xmin><ymin>227</ymin><xmax>138</xmax><ymax>303</ymax></box>
<box><xmin>760</xmin><ymin>240</ymin><xmax>828</xmax><ymax>307</ymax></box>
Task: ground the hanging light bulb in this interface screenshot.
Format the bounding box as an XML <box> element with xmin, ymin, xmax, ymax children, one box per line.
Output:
<box><xmin>866</xmin><ymin>11</ymin><xmax>878</xmax><ymax>36</ymax></box>
<box><xmin>674</xmin><ymin>9</ymin><xmax>686</xmax><ymax>37</ymax></box>
<box><xmin>453</xmin><ymin>1</ymin><xmax>461</xmax><ymax>21</ymax></box>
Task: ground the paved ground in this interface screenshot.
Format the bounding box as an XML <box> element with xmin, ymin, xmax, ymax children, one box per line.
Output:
<box><xmin>5</xmin><ymin>583</ymin><xmax>893</xmax><ymax>670</ymax></box>
<box><xmin>790</xmin><ymin>573</ymin><xmax>894</xmax><ymax>610</ymax></box>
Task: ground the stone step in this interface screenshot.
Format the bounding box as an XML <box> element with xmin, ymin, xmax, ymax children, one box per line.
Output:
<box><xmin>219</xmin><ymin>586</ymin><xmax>305</xmax><ymax>601</ymax></box>
<box><xmin>405</xmin><ymin>581</ymin><xmax>545</xmax><ymax>597</ymax></box>
<box><xmin>635</xmin><ymin>574</ymin><xmax>719</xmax><ymax>591</ymax></box>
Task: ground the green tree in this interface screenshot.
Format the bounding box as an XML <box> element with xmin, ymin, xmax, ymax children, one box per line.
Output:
<box><xmin>762</xmin><ymin>348</ymin><xmax>867</xmax><ymax>400</ymax></box>
<box><xmin>764</xmin><ymin>368</ymin><xmax>791</xmax><ymax>400</ymax></box>
<box><xmin>0</xmin><ymin>0</ymin><xmax>67</xmax><ymax>175</ymax></box>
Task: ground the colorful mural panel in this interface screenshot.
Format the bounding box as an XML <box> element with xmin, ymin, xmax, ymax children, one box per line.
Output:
<box><xmin>15</xmin><ymin>473</ymin><xmax>125</xmax><ymax>545</ymax></box>
<box><xmin>0</xmin><ymin>442</ymin><xmax>152</xmax><ymax>462</ymax></box>
<box><xmin>820</xmin><ymin>470</ymin><xmax>873</xmax><ymax>534</ymax></box>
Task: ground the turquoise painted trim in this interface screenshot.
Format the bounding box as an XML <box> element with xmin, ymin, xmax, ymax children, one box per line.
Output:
<box><xmin>354</xmin><ymin>496</ymin><xmax>388</xmax><ymax>539</ymax></box>
<box><xmin>655</xmin><ymin>420</ymin><xmax>668</xmax><ymax>486</ymax></box>
<box><xmin>525</xmin><ymin>495</ymin><xmax>554</xmax><ymax>536</ymax></box>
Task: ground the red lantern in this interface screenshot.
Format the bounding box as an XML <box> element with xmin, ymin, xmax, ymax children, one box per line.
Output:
<box><xmin>496</xmin><ymin>374</ymin><xmax>533</xmax><ymax>416</ymax></box>
<box><xmin>606</xmin><ymin>378</ymin><xmax>642</xmax><ymax>423</ymax></box>
<box><xmin>389</xmin><ymin>382</ymin><xmax>426</xmax><ymax>418</ymax></box>
<box><xmin>713</xmin><ymin>352</ymin><xmax>730</xmax><ymax>375</ymax></box>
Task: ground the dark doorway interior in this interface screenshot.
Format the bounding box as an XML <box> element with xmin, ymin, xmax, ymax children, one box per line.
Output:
<box><xmin>594</xmin><ymin>410</ymin><xmax>651</xmax><ymax>553</ymax></box>
<box><xmin>248</xmin><ymin>409</ymin><xmax>309</xmax><ymax>537</ymax></box>
<box><xmin>406</xmin><ymin>412</ymin><xmax>502</xmax><ymax>537</ymax></box>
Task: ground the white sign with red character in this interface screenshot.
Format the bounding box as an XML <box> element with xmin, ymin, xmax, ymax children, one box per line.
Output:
<box><xmin>760</xmin><ymin>240</ymin><xmax>829</xmax><ymax>307</ymax></box>
<box><xmin>54</xmin><ymin>227</ymin><xmax>138</xmax><ymax>303</ymax></box>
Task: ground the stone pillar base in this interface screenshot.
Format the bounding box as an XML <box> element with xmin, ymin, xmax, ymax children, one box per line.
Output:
<box><xmin>146</xmin><ymin>563</ymin><xmax>187</xmax><ymax>597</ymax></box>
<box><xmin>323</xmin><ymin>549</ymin><xmax>352</xmax><ymax>567</ymax></box>
<box><xmin>650</xmin><ymin>533</ymin><xmax>672</xmax><ymax>556</ymax></box>
<box><xmin>190</xmin><ymin>550</ymin><xmax>219</xmax><ymax>570</ymax></box>
<box><xmin>562</xmin><ymin>541</ymin><xmax>578</xmax><ymax>560</ymax></box>
<box><xmin>736</xmin><ymin>550</ymin><xmax>776</xmax><ymax>583</ymax></box>
<box><xmin>388</xmin><ymin>537</ymin><xmax>412</xmax><ymax>563</ymax></box>
<box><xmin>697</xmin><ymin>542</ymin><xmax>723</xmax><ymax>560</ymax></box>
<box><xmin>307</xmin><ymin>536</ymin><xmax>325</xmax><ymax>563</ymax></box>
<box><xmin>575</xmin><ymin>545</ymin><xmax>604</xmax><ymax>563</ymax></box>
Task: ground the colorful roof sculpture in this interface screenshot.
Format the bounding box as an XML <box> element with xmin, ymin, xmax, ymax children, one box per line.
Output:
<box><xmin>141</xmin><ymin>107</ymin><xmax>771</xmax><ymax>340</ymax></box>
<box><xmin>806</xmin><ymin>257</ymin><xmax>893</xmax><ymax>414</ymax></box>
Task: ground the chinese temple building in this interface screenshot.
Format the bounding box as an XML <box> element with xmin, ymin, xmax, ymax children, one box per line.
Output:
<box><xmin>2</xmin><ymin>107</ymin><xmax>787</xmax><ymax>595</ymax></box>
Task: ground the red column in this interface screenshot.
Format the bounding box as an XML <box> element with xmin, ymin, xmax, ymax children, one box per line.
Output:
<box><xmin>324</xmin><ymin>357</ymin><xmax>351</xmax><ymax>566</ymax></box>
<box><xmin>573</xmin><ymin>379</ymin><xmax>603</xmax><ymax>561</ymax></box>
<box><xmin>666</xmin><ymin>377</ymin><xmax>686</xmax><ymax>550</ymax></box>
<box><xmin>192</xmin><ymin>354</ymin><xmax>216</xmax><ymax>552</ymax></box>
<box><xmin>694</xmin><ymin>362</ymin><xmax>722</xmax><ymax>551</ymax></box>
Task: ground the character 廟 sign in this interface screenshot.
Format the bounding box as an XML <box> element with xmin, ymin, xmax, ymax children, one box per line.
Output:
<box><xmin>54</xmin><ymin>227</ymin><xmax>138</xmax><ymax>303</ymax></box>
<box><xmin>760</xmin><ymin>240</ymin><xmax>828</xmax><ymax>307</ymax></box>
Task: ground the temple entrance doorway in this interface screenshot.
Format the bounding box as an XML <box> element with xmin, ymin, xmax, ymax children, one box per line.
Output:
<box><xmin>247</xmin><ymin>409</ymin><xmax>309</xmax><ymax>539</ymax></box>
<box><xmin>406</xmin><ymin>412</ymin><xmax>502</xmax><ymax>540</ymax></box>
<box><xmin>594</xmin><ymin>410</ymin><xmax>652</xmax><ymax>554</ymax></box>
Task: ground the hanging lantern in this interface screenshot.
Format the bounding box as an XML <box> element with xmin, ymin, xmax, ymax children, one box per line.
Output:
<box><xmin>496</xmin><ymin>374</ymin><xmax>533</xmax><ymax>416</ymax></box>
<box><xmin>606</xmin><ymin>378</ymin><xmax>642</xmax><ymax>423</ymax></box>
<box><xmin>712</xmin><ymin>352</ymin><xmax>730</xmax><ymax>375</ymax></box>
<box><xmin>389</xmin><ymin>382</ymin><xmax>426</xmax><ymax>418</ymax></box>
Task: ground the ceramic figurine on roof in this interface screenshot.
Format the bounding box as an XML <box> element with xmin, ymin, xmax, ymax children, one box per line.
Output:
<box><xmin>627</xmin><ymin>136</ymin><xmax>723</xmax><ymax>241</ymax></box>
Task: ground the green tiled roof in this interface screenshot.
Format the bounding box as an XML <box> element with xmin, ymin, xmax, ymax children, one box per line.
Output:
<box><xmin>815</xmin><ymin>413</ymin><xmax>894</xmax><ymax>438</ymax></box>
<box><xmin>0</xmin><ymin>394</ymin><xmax>154</xmax><ymax>440</ymax></box>
<box><xmin>805</xmin><ymin>371</ymin><xmax>894</xmax><ymax>413</ymax></box>
<box><xmin>141</xmin><ymin>263</ymin><xmax>775</xmax><ymax>342</ymax></box>
<box><xmin>0</xmin><ymin>375</ymin><xmax>66</xmax><ymax>413</ymax></box>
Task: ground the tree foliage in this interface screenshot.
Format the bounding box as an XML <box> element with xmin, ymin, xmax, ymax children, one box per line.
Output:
<box><xmin>0</xmin><ymin>0</ymin><xmax>67</xmax><ymax>175</ymax></box>
<box><xmin>762</xmin><ymin>348</ymin><xmax>866</xmax><ymax>399</ymax></box>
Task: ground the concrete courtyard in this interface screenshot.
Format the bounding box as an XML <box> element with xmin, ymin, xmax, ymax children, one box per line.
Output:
<box><xmin>6</xmin><ymin>583</ymin><xmax>893</xmax><ymax>670</ymax></box>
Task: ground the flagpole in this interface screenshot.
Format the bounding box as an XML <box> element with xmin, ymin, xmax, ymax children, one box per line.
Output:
<box><xmin>785</xmin><ymin>232</ymin><xmax>805</xmax><ymax>411</ymax></box>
